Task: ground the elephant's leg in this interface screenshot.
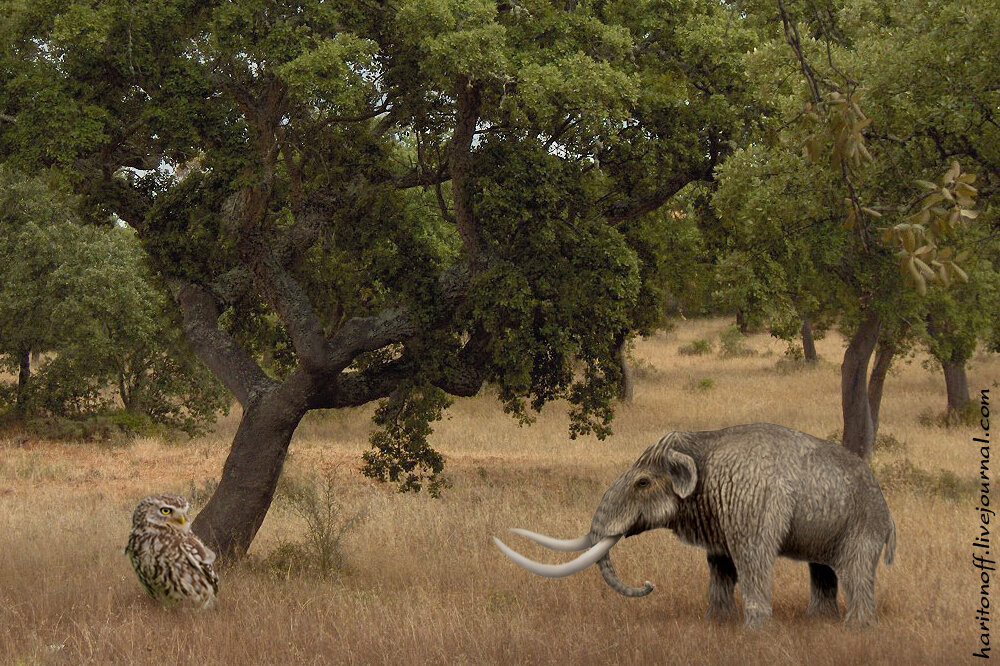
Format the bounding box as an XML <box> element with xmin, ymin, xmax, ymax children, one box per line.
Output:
<box><xmin>732</xmin><ymin>548</ymin><xmax>776</xmax><ymax>629</ymax></box>
<box><xmin>806</xmin><ymin>563</ymin><xmax>839</xmax><ymax>619</ymax></box>
<box><xmin>838</xmin><ymin>543</ymin><xmax>879</xmax><ymax>629</ymax></box>
<box><xmin>705</xmin><ymin>553</ymin><xmax>738</xmax><ymax>620</ymax></box>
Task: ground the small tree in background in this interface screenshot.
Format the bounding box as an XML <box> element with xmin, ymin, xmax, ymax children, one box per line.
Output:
<box><xmin>713</xmin><ymin>0</ymin><xmax>997</xmax><ymax>457</ymax></box>
<box><xmin>0</xmin><ymin>166</ymin><xmax>228</xmax><ymax>435</ymax></box>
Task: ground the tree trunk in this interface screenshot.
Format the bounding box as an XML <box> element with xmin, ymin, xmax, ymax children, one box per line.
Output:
<box><xmin>867</xmin><ymin>339</ymin><xmax>896</xmax><ymax>437</ymax></box>
<box><xmin>191</xmin><ymin>384</ymin><xmax>309</xmax><ymax>558</ymax></box>
<box><xmin>943</xmin><ymin>355</ymin><xmax>970</xmax><ymax>414</ymax></box>
<box><xmin>736</xmin><ymin>308</ymin><xmax>749</xmax><ymax>335</ymax></box>
<box><xmin>615</xmin><ymin>337</ymin><xmax>634</xmax><ymax>403</ymax></box>
<box><xmin>15</xmin><ymin>346</ymin><xmax>30</xmax><ymax>413</ymax></box>
<box><xmin>841</xmin><ymin>313</ymin><xmax>881</xmax><ymax>459</ymax></box>
<box><xmin>800</xmin><ymin>317</ymin><xmax>818</xmax><ymax>363</ymax></box>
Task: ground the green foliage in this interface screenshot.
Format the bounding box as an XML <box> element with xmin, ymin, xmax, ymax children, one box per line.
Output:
<box><xmin>461</xmin><ymin>137</ymin><xmax>642</xmax><ymax>439</ymax></box>
<box><xmin>0</xmin><ymin>0</ymin><xmax>764</xmax><ymax>493</ymax></box>
<box><xmin>684</xmin><ymin>376</ymin><xmax>715</xmax><ymax>392</ymax></box>
<box><xmin>711</xmin><ymin>0</ymin><xmax>998</xmax><ymax>418</ymax></box>
<box><xmin>362</xmin><ymin>386</ymin><xmax>452</xmax><ymax>496</ymax></box>
<box><xmin>718</xmin><ymin>325</ymin><xmax>755</xmax><ymax>358</ymax></box>
<box><xmin>0</xmin><ymin>167</ymin><xmax>229</xmax><ymax>435</ymax></box>
<box><xmin>678</xmin><ymin>338</ymin><xmax>713</xmax><ymax>356</ymax></box>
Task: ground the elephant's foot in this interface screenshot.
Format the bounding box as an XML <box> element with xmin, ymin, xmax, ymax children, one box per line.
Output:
<box><xmin>842</xmin><ymin>609</ymin><xmax>877</xmax><ymax>631</ymax></box>
<box><xmin>705</xmin><ymin>603</ymin><xmax>739</xmax><ymax>622</ymax></box>
<box><xmin>741</xmin><ymin>605</ymin><xmax>772</xmax><ymax>630</ymax></box>
<box><xmin>806</xmin><ymin>597</ymin><xmax>840</xmax><ymax>620</ymax></box>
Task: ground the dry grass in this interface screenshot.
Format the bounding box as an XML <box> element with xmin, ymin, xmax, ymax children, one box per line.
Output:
<box><xmin>1</xmin><ymin>318</ymin><xmax>996</xmax><ymax>665</ymax></box>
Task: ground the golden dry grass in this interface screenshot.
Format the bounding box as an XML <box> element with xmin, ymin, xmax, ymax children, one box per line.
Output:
<box><xmin>1</xmin><ymin>318</ymin><xmax>996</xmax><ymax>665</ymax></box>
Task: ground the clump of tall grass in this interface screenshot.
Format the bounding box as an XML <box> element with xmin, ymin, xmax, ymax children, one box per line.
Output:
<box><xmin>262</xmin><ymin>470</ymin><xmax>370</xmax><ymax>578</ymax></box>
<box><xmin>918</xmin><ymin>401</ymin><xmax>982</xmax><ymax>428</ymax></box>
<box><xmin>873</xmin><ymin>458</ymin><xmax>975</xmax><ymax>501</ymax></box>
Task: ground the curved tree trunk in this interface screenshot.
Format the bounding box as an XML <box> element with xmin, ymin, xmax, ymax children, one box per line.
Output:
<box><xmin>841</xmin><ymin>313</ymin><xmax>881</xmax><ymax>458</ymax></box>
<box><xmin>191</xmin><ymin>391</ymin><xmax>307</xmax><ymax>558</ymax></box>
<box><xmin>800</xmin><ymin>316</ymin><xmax>818</xmax><ymax>363</ymax></box>
<box><xmin>867</xmin><ymin>338</ymin><xmax>896</xmax><ymax>438</ymax></box>
<box><xmin>943</xmin><ymin>355</ymin><xmax>970</xmax><ymax>413</ymax></box>
<box><xmin>615</xmin><ymin>337</ymin><xmax>634</xmax><ymax>404</ymax></box>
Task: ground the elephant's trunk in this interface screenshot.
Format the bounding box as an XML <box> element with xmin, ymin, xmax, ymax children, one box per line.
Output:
<box><xmin>597</xmin><ymin>553</ymin><xmax>655</xmax><ymax>597</ymax></box>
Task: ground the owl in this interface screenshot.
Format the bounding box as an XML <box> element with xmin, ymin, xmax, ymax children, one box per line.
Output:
<box><xmin>125</xmin><ymin>493</ymin><xmax>219</xmax><ymax>609</ymax></box>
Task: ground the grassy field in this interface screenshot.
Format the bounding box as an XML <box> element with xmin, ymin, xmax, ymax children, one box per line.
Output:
<box><xmin>1</xmin><ymin>317</ymin><xmax>995</xmax><ymax>665</ymax></box>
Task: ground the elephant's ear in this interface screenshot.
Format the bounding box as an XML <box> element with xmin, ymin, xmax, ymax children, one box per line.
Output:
<box><xmin>663</xmin><ymin>450</ymin><xmax>697</xmax><ymax>498</ymax></box>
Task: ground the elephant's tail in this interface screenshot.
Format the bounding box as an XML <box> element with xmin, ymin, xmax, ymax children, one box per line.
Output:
<box><xmin>883</xmin><ymin>518</ymin><xmax>896</xmax><ymax>566</ymax></box>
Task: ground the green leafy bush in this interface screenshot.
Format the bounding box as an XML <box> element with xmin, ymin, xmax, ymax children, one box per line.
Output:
<box><xmin>718</xmin><ymin>325</ymin><xmax>755</xmax><ymax>358</ymax></box>
<box><xmin>684</xmin><ymin>376</ymin><xmax>715</xmax><ymax>392</ymax></box>
<box><xmin>678</xmin><ymin>338</ymin><xmax>713</xmax><ymax>356</ymax></box>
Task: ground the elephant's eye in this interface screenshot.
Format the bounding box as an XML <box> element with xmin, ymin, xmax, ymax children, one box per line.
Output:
<box><xmin>635</xmin><ymin>478</ymin><xmax>651</xmax><ymax>489</ymax></box>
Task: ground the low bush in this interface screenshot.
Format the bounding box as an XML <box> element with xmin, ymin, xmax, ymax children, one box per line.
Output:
<box><xmin>718</xmin><ymin>325</ymin><xmax>755</xmax><ymax>358</ymax></box>
<box><xmin>678</xmin><ymin>338</ymin><xmax>713</xmax><ymax>356</ymax></box>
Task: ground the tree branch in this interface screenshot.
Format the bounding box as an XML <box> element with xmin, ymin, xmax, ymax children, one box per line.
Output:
<box><xmin>317</xmin><ymin>327</ymin><xmax>489</xmax><ymax>409</ymax></box>
<box><xmin>326</xmin><ymin>265</ymin><xmax>472</xmax><ymax>371</ymax></box>
<box><xmin>242</xmin><ymin>225</ymin><xmax>332</xmax><ymax>373</ymax></box>
<box><xmin>172</xmin><ymin>280</ymin><xmax>277</xmax><ymax>406</ymax></box>
<box><xmin>449</xmin><ymin>77</ymin><xmax>485</xmax><ymax>269</ymax></box>
<box><xmin>604</xmin><ymin>169</ymin><xmax>706</xmax><ymax>223</ymax></box>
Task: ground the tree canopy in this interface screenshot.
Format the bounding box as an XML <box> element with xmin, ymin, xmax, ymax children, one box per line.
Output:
<box><xmin>0</xmin><ymin>0</ymin><xmax>765</xmax><ymax>555</ymax></box>
<box><xmin>1</xmin><ymin>0</ymin><xmax>996</xmax><ymax>555</ymax></box>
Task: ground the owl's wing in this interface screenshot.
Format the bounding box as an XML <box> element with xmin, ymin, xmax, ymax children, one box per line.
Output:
<box><xmin>180</xmin><ymin>533</ymin><xmax>220</xmax><ymax>595</ymax></box>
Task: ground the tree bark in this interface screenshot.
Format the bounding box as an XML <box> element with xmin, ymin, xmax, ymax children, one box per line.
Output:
<box><xmin>943</xmin><ymin>355</ymin><xmax>970</xmax><ymax>414</ymax></box>
<box><xmin>867</xmin><ymin>338</ymin><xmax>896</xmax><ymax>437</ymax></box>
<box><xmin>736</xmin><ymin>308</ymin><xmax>749</xmax><ymax>335</ymax></box>
<box><xmin>801</xmin><ymin>317</ymin><xmax>818</xmax><ymax>363</ymax></box>
<box><xmin>15</xmin><ymin>346</ymin><xmax>30</xmax><ymax>413</ymax></box>
<box><xmin>841</xmin><ymin>312</ymin><xmax>881</xmax><ymax>458</ymax></box>
<box><xmin>615</xmin><ymin>337</ymin><xmax>634</xmax><ymax>403</ymax></box>
<box><xmin>191</xmin><ymin>379</ymin><xmax>309</xmax><ymax>558</ymax></box>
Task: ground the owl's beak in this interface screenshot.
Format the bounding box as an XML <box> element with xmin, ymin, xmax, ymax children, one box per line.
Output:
<box><xmin>175</xmin><ymin>515</ymin><xmax>187</xmax><ymax>527</ymax></box>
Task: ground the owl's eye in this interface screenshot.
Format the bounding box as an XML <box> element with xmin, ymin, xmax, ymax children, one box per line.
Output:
<box><xmin>160</xmin><ymin>507</ymin><xmax>172</xmax><ymax>515</ymax></box>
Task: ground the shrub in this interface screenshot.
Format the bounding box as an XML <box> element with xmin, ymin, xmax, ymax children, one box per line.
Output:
<box><xmin>825</xmin><ymin>430</ymin><xmax>905</xmax><ymax>453</ymax></box>
<box><xmin>918</xmin><ymin>402</ymin><xmax>982</xmax><ymax>428</ymax></box>
<box><xmin>873</xmin><ymin>458</ymin><xmax>975</xmax><ymax>501</ymax></box>
<box><xmin>267</xmin><ymin>471</ymin><xmax>370</xmax><ymax>578</ymax></box>
<box><xmin>678</xmin><ymin>338</ymin><xmax>713</xmax><ymax>356</ymax></box>
<box><xmin>718</xmin><ymin>324</ymin><xmax>755</xmax><ymax>358</ymax></box>
<box><xmin>684</xmin><ymin>376</ymin><xmax>715</xmax><ymax>392</ymax></box>
<box><xmin>20</xmin><ymin>410</ymin><xmax>164</xmax><ymax>445</ymax></box>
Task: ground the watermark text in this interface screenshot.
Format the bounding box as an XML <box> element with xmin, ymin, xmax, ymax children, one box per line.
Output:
<box><xmin>975</xmin><ymin>389</ymin><xmax>993</xmax><ymax>659</ymax></box>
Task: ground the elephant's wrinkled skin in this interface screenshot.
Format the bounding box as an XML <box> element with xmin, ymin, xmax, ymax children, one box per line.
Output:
<box><xmin>494</xmin><ymin>423</ymin><xmax>896</xmax><ymax>628</ymax></box>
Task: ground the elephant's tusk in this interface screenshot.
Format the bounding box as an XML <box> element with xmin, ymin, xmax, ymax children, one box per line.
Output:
<box><xmin>508</xmin><ymin>528</ymin><xmax>592</xmax><ymax>552</ymax></box>
<box><xmin>493</xmin><ymin>535</ymin><xmax>620</xmax><ymax>577</ymax></box>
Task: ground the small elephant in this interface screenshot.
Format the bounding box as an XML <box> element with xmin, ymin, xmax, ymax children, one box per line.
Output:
<box><xmin>494</xmin><ymin>423</ymin><xmax>896</xmax><ymax>628</ymax></box>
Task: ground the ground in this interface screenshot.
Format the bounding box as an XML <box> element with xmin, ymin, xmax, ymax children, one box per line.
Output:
<box><xmin>1</xmin><ymin>318</ymin><xmax>994</xmax><ymax>664</ymax></box>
